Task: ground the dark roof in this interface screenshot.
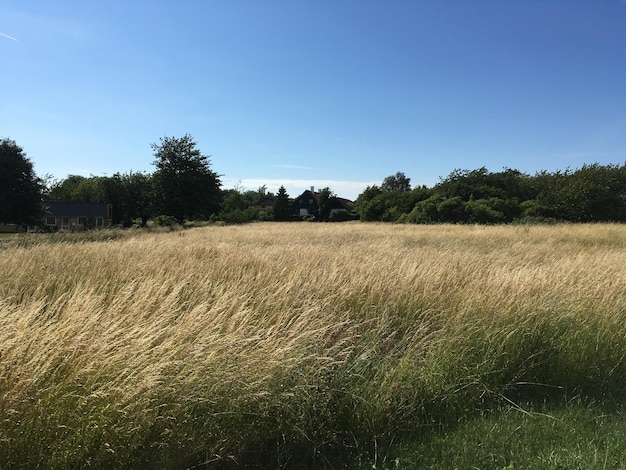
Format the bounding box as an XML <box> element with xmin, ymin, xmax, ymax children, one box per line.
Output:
<box><xmin>293</xmin><ymin>190</ymin><xmax>353</xmax><ymax>208</ymax></box>
<box><xmin>330</xmin><ymin>197</ymin><xmax>353</xmax><ymax>210</ymax></box>
<box><xmin>45</xmin><ymin>202</ymin><xmax>110</xmax><ymax>217</ymax></box>
<box><xmin>255</xmin><ymin>195</ymin><xmax>275</xmax><ymax>206</ymax></box>
<box><xmin>293</xmin><ymin>190</ymin><xmax>319</xmax><ymax>209</ymax></box>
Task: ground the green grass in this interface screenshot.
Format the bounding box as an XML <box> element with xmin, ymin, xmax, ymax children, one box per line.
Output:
<box><xmin>389</xmin><ymin>400</ymin><xmax>626</xmax><ymax>470</ymax></box>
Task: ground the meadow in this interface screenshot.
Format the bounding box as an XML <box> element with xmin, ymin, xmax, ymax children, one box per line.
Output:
<box><xmin>1</xmin><ymin>222</ymin><xmax>626</xmax><ymax>468</ymax></box>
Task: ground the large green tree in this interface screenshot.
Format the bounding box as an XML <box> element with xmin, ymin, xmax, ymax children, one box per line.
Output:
<box><xmin>105</xmin><ymin>172</ymin><xmax>155</xmax><ymax>226</ymax></box>
<box><xmin>355</xmin><ymin>175</ymin><xmax>432</xmax><ymax>222</ymax></box>
<box><xmin>381</xmin><ymin>171</ymin><xmax>411</xmax><ymax>192</ymax></box>
<box><xmin>317</xmin><ymin>187</ymin><xmax>334</xmax><ymax>221</ymax></box>
<box><xmin>0</xmin><ymin>138</ymin><xmax>44</xmax><ymax>225</ymax></box>
<box><xmin>46</xmin><ymin>174</ymin><xmax>108</xmax><ymax>203</ymax></box>
<box><xmin>151</xmin><ymin>134</ymin><xmax>221</xmax><ymax>223</ymax></box>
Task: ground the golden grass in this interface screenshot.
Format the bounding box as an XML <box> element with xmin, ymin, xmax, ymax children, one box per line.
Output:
<box><xmin>1</xmin><ymin>222</ymin><xmax>626</xmax><ymax>467</ymax></box>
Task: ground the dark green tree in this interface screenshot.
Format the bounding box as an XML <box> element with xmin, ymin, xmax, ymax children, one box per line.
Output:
<box><xmin>437</xmin><ymin>196</ymin><xmax>468</xmax><ymax>223</ymax></box>
<box><xmin>354</xmin><ymin>185</ymin><xmax>383</xmax><ymax>220</ymax></box>
<box><xmin>404</xmin><ymin>194</ymin><xmax>444</xmax><ymax>223</ymax></box>
<box><xmin>465</xmin><ymin>198</ymin><xmax>506</xmax><ymax>224</ymax></box>
<box><xmin>104</xmin><ymin>172</ymin><xmax>155</xmax><ymax>226</ymax></box>
<box><xmin>243</xmin><ymin>185</ymin><xmax>271</xmax><ymax>206</ymax></box>
<box><xmin>46</xmin><ymin>174</ymin><xmax>108</xmax><ymax>203</ymax></box>
<box><xmin>220</xmin><ymin>187</ymin><xmax>258</xmax><ymax>224</ymax></box>
<box><xmin>381</xmin><ymin>171</ymin><xmax>411</xmax><ymax>192</ymax></box>
<box><xmin>436</xmin><ymin>167</ymin><xmax>534</xmax><ymax>203</ymax></box>
<box><xmin>355</xmin><ymin>182</ymin><xmax>432</xmax><ymax>222</ymax></box>
<box><xmin>437</xmin><ymin>167</ymin><xmax>490</xmax><ymax>200</ymax></box>
<box><xmin>317</xmin><ymin>187</ymin><xmax>334</xmax><ymax>221</ymax></box>
<box><xmin>273</xmin><ymin>186</ymin><xmax>292</xmax><ymax>221</ymax></box>
<box><xmin>46</xmin><ymin>175</ymin><xmax>81</xmax><ymax>201</ymax></box>
<box><xmin>152</xmin><ymin>135</ymin><xmax>221</xmax><ymax>223</ymax></box>
<box><xmin>0</xmin><ymin>138</ymin><xmax>44</xmax><ymax>225</ymax></box>
<box><xmin>222</xmin><ymin>188</ymin><xmax>249</xmax><ymax>213</ymax></box>
<box><xmin>565</xmin><ymin>164</ymin><xmax>626</xmax><ymax>221</ymax></box>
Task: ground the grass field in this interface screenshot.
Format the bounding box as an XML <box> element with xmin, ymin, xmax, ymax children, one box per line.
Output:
<box><xmin>1</xmin><ymin>222</ymin><xmax>626</xmax><ymax>468</ymax></box>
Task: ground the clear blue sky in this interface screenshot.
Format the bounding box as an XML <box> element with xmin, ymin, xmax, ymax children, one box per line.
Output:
<box><xmin>2</xmin><ymin>1</ymin><xmax>625</xmax><ymax>200</ymax></box>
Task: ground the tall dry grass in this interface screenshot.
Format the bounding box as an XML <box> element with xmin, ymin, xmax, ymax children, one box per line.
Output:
<box><xmin>1</xmin><ymin>223</ymin><xmax>626</xmax><ymax>467</ymax></box>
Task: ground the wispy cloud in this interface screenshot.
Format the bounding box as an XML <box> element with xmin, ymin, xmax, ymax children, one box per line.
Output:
<box><xmin>0</xmin><ymin>32</ymin><xmax>18</xmax><ymax>41</ymax></box>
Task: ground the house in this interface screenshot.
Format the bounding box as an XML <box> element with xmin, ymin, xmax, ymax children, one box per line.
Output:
<box><xmin>328</xmin><ymin>197</ymin><xmax>354</xmax><ymax>220</ymax></box>
<box><xmin>254</xmin><ymin>194</ymin><xmax>275</xmax><ymax>213</ymax></box>
<box><xmin>42</xmin><ymin>202</ymin><xmax>113</xmax><ymax>231</ymax></box>
<box><xmin>293</xmin><ymin>187</ymin><xmax>354</xmax><ymax>220</ymax></box>
<box><xmin>294</xmin><ymin>187</ymin><xmax>319</xmax><ymax>218</ymax></box>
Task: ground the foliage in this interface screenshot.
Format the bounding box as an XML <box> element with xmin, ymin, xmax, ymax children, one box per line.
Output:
<box><xmin>532</xmin><ymin>164</ymin><xmax>626</xmax><ymax>222</ymax></box>
<box><xmin>465</xmin><ymin>198</ymin><xmax>506</xmax><ymax>224</ymax></box>
<box><xmin>381</xmin><ymin>171</ymin><xmax>411</xmax><ymax>192</ymax></box>
<box><xmin>354</xmin><ymin>184</ymin><xmax>383</xmax><ymax>220</ymax></box>
<box><xmin>436</xmin><ymin>167</ymin><xmax>534</xmax><ymax>201</ymax></box>
<box><xmin>151</xmin><ymin>134</ymin><xmax>221</xmax><ymax>223</ymax></box>
<box><xmin>46</xmin><ymin>174</ymin><xmax>108</xmax><ymax>203</ymax></box>
<box><xmin>219</xmin><ymin>207</ymin><xmax>261</xmax><ymax>224</ymax></box>
<box><xmin>402</xmin><ymin>194</ymin><xmax>444</xmax><ymax>223</ymax></box>
<box><xmin>0</xmin><ymin>138</ymin><xmax>44</xmax><ymax>225</ymax></box>
<box><xmin>221</xmin><ymin>188</ymin><xmax>249</xmax><ymax>213</ymax></box>
<box><xmin>218</xmin><ymin>185</ymin><xmax>276</xmax><ymax>224</ymax></box>
<box><xmin>8</xmin><ymin>129</ymin><xmax>626</xmax><ymax>228</ymax></box>
<box><xmin>273</xmin><ymin>185</ymin><xmax>292</xmax><ymax>221</ymax></box>
<box><xmin>317</xmin><ymin>187</ymin><xmax>334</xmax><ymax>221</ymax></box>
<box><xmin>356</xmin><ymin>164</ymin><xmax>626</xmax><ymax>225</ymax></box>
<box><xmin>104</xmin><ymin>172</ymin><xmax>155</xmax><ymax>226</ymax></box>
<box><xmin>355</xmin><ymin>175</ymin><xmax>433</xmax><ymax>222</ymax></box>
<box><xmin>152</xmin><ymin>214</ymin><xmax>179</xmax><ymax>227</ymax></box>
<box><xmin>330</xmin><ymin>210</ymin><xmax>357</xmax><ymax>222</ymax></box>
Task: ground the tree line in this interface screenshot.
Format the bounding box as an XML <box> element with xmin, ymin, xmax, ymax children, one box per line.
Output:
<box><xmin>3</xmin><ymin>134</ymin><xmax>626</xmax><ymax>227</ymax></box>
<box><xmin>355</xmin><ymin>165</ymin><xmax>626</xmax><ymax>224</ymax></box>
<box><xmin>0</xmin><ymin>135</ymin><xmax>293</xmax><ymax>227</ymax></box>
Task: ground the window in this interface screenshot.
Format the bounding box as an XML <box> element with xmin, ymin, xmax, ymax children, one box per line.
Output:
<box><xmin>45</xmin><ymin>216</ymin><xmax>56</xmax><ymax>226</ymax></box>
<box><xmin>61</xmin><ymin>217</ymin><xmax>70</xmax><ymax>231</ymax></box>
<box><xmin>95</xmin><ymin>217</ymin><xmax>104</xmax><ymax>229</ymax></box>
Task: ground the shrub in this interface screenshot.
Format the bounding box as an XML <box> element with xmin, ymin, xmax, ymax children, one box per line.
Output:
<box><xmin>153</xmin><ymin>214</ymin><xmax>179</xmax><ymax>226</ymax></box>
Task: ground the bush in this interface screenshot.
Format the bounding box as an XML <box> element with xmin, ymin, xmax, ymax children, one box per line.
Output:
<box><xmin>331</xmin><ymin>211</ymin><xmax>357</xmax><ymax>222</ymax></box>
<box><xmin>465</xmin><ymin>199</ymin><xmax>505</xmax><ymax>224</ymax></box>
<box><xmin>153</xmin><ymin>215</ymin><xmax>179</xmax><ymax>227</ymax></box>
<box><xmin>403</xmin><ymin>194</ymin><xmax>443</xmax><ymax>224</ymax></box>
<box><xmin>220</xmin><ymin>207</ymin><xmax>259</xmax><ymax>224</ymax></box>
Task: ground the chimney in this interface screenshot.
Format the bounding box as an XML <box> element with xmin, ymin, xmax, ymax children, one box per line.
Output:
<box><xmin>311</xmin><ymin>186</ymin><xmax>315</xmax><ymax>192</ymax></box>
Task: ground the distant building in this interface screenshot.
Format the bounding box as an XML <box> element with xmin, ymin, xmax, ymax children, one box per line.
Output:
<box><xmin>293</xmin><ymin>187</ymin><xmax>353</xmax><ymax>220</ymax></box>
<box><xmin>254</xmin><ymin>195</ymin><xmax>276</xmax><ymax>213</ymax></box>
<box><xmin>41</xmin><ymin>202</ymin><xmax>113</xmax><ymax>231</ymax></box>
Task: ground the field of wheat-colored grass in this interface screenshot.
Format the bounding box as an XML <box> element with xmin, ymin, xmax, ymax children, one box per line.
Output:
<box><xmin>2</xmin><ymin>222</ymin><xmax>626</xmax><ymax>468</ymax></box>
